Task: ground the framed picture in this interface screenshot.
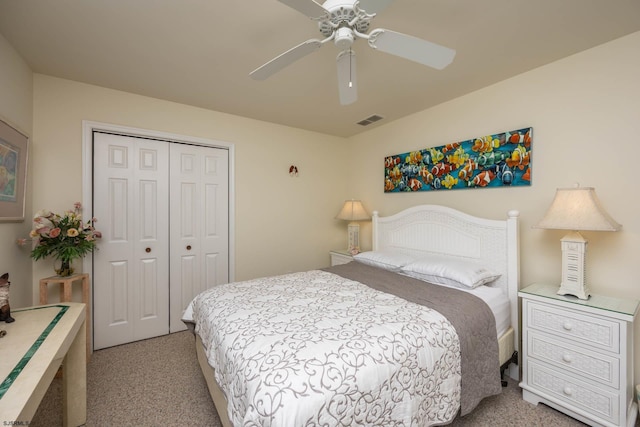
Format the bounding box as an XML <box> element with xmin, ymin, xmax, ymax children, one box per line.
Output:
<box><xmin>0</xmin><ymin>119</ymin><xmax>29</xmax><ymax>221</ymax></box>
<box><xmin>384</xmin><ymin>127</ymin><xmax>532</xmax><ymax>192</ymax></box>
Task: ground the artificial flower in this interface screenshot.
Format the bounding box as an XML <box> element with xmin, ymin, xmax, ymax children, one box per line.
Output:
<box><xmin>18</xmin><ymin>202</ymin><xmax>102</xmax><ymax>267</ymax></box>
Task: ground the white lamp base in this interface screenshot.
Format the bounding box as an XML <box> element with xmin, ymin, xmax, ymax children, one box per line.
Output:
<box><xmin>557</xmin><ymin>283</ymin><xmax>590</xmax><ymax>300</ymax></box>
<box><xmin>556</xmin><ymin>231</ymin><xmax>590</xmax><ymax>300</ymax></box>
<box><xmin>347</xmin><ymin>222</ymin><xmax>360</xmax><ymax>254</ymax></box>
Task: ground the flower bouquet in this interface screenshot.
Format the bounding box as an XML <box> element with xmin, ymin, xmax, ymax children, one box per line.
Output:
<box><xmin>18</xmin><ymin>202</ymin><xmax>102</xmax><ymax>276</ymax></box>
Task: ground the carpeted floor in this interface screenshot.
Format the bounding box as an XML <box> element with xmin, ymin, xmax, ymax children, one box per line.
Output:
<box><xmin>32</xmin><ymin>331</ymin><xmax>221</xmax><ymax>426</ymax></box>
<box><xmin>30</xmin><ymin>331</ymin><xmax>594</xmax><ymax>426</ymax></box>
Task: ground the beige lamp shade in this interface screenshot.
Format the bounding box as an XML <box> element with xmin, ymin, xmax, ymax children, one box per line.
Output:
<box><xmin>335</xmin><ymin>200</ymin><xmax>370</xmax><ymax>221</ymax></box>
<box><xmin>534</xmin><ymin>186</ymin><xmax>621</xmax><ymax>231</ymax></box>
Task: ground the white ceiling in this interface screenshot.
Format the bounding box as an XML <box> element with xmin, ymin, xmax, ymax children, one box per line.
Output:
<box><xmin>1</xmin><ymin>0</ymin><xmax>639</xmax><ymax>137</ymax></box>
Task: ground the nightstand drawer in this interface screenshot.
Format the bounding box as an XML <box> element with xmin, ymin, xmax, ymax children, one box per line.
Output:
<box><xmin>527</xmin><ymin>360</ymin><xmax>619</xmax><ymax>424</ymax></box>
<box><xmin>528</xmin><ymin>331</ymin><xmax>619</xmax><ymax>388</ymax></box>
<box><xmin>526</xmin><ymin>300</ymin><xmax>620</xmax><ymax>353</ymax></box>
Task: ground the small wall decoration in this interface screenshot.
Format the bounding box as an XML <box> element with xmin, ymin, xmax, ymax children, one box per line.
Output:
<box><xmin>0</xmin><ymin>119</ymin><xmax>29</xmax><ymax>221</ymax></box>
<box><xmin>384</xmin><ymin>127</ymin><xmax>532</xmax><ymax>192</ymax></box>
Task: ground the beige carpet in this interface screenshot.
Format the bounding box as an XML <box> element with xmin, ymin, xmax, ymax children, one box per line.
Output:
<box><xmin>30</xmin><ymin>331</ymin><xmax>596</xmax><ymax>426</ymax></box>
<box><xmin>32</xmin><ymin>331</ymin><xmax>221</xmax><ymax>426</ymax></box>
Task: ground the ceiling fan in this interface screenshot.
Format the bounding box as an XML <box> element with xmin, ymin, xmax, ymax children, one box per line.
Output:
<box><xmin>249</xmin><ymin>0</ymin><xmax>456</xmax><ymax>105</ymax></box>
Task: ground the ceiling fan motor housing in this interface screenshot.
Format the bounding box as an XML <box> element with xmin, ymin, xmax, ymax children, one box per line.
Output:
<box><xmin>318</xmin><ymin>0</ymin><xmax>371</xmax><ymax>37</ymax></box>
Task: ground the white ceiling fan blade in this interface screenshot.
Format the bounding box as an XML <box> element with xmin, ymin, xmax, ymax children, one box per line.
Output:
<box><xmin>250</xmin><ymin>39</ymin><xmax>323</xmax><ymax>80</ymax></box>
<box><xmin>278</xmin><ymin>0</ymin><xmax>328</xmax><ymax>19</ymax></box>
<box><xmin>337</xmin><ymin>50</ymin><xmax>357</xmax><ymax>105</ymax></box>
<box><xmin>368</xmin><ymin>29</ymin><xmax>456</xmax><ymax>70</ymax></box>
<box><xmin>357</xmin><ymin>0</ymin><xmax>394</xmax><ymax>14</ymax></box>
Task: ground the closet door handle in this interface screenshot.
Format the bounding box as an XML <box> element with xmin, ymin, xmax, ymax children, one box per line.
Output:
<box><xmin>145</xmin><ymin>247</ymin><xmax>151</xmax><ymax>253</ymax></box>
<box><xmin>186</xmin><ymin>245</ymin><xmax>192</xmax><ymax>250</ymax></box>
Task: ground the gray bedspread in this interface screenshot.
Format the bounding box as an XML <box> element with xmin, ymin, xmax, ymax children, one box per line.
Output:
<box><xmin>324</xmin><ymin>261</ymin><xmax>502</xmax><ymax>416</ymax></box>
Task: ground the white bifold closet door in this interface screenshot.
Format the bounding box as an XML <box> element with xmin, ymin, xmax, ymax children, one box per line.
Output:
<box><xmin>169</xmin><ymin>142</ymin><xmax>229</xmax><ymax>333</ymax></box>
<box><xmin>92</xmin><ymin>132</ymin><xmax>228</xmax><ymax>350</ymax></box>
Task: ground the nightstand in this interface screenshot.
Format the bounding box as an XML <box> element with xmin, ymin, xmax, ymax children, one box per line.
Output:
<box><xmin>329</xmin><ymin>249</ymin><xmax>353</xmax><ymax>266</ymax></box>
<box><xmin>519</xmin><ymin>283</ymin><xmax>639</xmax><ymax>427</ymax></box>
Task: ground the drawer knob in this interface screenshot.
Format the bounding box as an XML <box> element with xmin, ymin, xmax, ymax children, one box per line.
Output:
<box><xmin>562</xmin><ymin>354</ymin><xmax>573</xmax><ymax>363</ymax></box>
<box><xmin>563</xmin><ymin>386</ymin><xmax>573</xmax><ymax>396</ymax></box>
<box><xmin>562</xmin><ymin>322</ymin><xmax>573</xmax><ymax>331</ymax></box>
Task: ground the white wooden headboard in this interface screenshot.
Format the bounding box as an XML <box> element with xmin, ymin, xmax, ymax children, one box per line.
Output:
<box><xmin>372</xmin><ymin>204</ymin><xmax>520</xmax><ymax>378</ymax></box>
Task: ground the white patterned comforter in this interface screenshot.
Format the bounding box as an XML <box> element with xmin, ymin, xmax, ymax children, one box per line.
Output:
<box><xmin>184</xmin><ymin>270</ymin><xmax>462</xmax><ymax>426</ymax></box>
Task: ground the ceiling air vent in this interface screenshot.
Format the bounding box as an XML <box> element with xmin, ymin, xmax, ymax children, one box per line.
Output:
<box><xmin>356</xmin><ymin>114</ymin><xmax>384</xmax><ymax>126</ymax></box>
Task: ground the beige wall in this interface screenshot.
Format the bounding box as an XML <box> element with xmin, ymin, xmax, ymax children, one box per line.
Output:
<box><xmin>349</xmin><ymin>31</ymin><xmax>640</xmax><ymax>382</ymax></box>
<box><xmin>31</xmin><ymin>75</ymin><xmax>349</xmax><ymax>298</ymax></box>
<box><xmin>0</xmin><ymin>33</ymin><xmax>33</xmax><ymax>308</ymax></box>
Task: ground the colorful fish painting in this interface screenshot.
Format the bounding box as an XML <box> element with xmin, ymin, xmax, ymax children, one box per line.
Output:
<box><xmin>384</xmin><ymin>127</ymin><xmax>532</xmax><ymax>192</ymax></box>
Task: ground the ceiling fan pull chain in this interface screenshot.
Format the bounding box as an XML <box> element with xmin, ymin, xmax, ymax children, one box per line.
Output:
<box><xmin>349</xmin><ymin>48</ymin><xmax>353</xmax><ymax>88</ymax></box>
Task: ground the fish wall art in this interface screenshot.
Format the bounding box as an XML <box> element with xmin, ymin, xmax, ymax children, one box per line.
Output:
<box><xmin>384</xmin><ymin>127</ymin><xmax>532</xmax><ymax>193</ymax></box>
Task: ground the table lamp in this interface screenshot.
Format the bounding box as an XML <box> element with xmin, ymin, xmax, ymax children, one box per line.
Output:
<box><xmin>335</xmin><ymin>200</ymin><xmax>370</xmax><ymax>254</ymax></box>
<box><xmin>534</xmin><ymin>184</ymin><xmax>621</xmax><ymax>299</ymax></box>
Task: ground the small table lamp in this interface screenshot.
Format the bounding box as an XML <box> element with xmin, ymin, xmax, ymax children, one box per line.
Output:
<box><xmin>335</xmin><ymin>199</ymin><xmax>370</xmax><ymax>254</ymax></box>
<box><xmin>534</xmin><ymin>184</ymin><xmax>621</xmax><ymax>299</ymax></box>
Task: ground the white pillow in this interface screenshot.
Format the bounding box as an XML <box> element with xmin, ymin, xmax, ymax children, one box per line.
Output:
<box><xmin>353</xmin><ymin>250</ymin><xmax>416</xmax><ymax>272</ymax></box>
<box><xmin>401</xmin><ymin>256</ymin><xmax>501</xmax><ymax>289</ymax></box>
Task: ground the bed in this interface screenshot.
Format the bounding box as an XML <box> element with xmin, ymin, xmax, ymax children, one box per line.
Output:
<box><xmin>183</xmin><ymin>204</ymin><xmax>520</xmax><ymax>426</ymax></box>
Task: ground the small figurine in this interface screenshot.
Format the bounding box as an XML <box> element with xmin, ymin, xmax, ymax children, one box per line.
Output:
<box><xmin>0</xmin><ymin>272</ymin><xmax>14</xmax><ymax>323</ymax></box>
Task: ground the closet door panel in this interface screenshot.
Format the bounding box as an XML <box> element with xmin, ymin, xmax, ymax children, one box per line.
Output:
<box><xmin>109</xmin><ymin>261</ymin><xmax>128</xmax><ymax>325</ymax></box>
<box><xmin>169</xmin><ymin>144</ymin><xmax>229</xmax><ymax>332</ymax></box>
<box><xmin>180</xmin><ymin>254</ymin><xmax>197</xmax><ymax>311</ymax></box>
<box><xmin>201</xmin><ymin>149</ymin><xmax>229</xmax><ymax>287</ymax></box>
<box><xmin>93</xmin><ymin>132</ymin><xmax>170</xmax><ymax>349</ymax></box>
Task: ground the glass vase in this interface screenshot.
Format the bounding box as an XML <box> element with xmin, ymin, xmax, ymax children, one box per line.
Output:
<box><xmin>55</xmin><ymin>259</ymin><xmax>74</xmax><ymax>277</ymax></box>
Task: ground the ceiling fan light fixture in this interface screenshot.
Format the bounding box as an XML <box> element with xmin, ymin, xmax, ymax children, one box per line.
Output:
<box><xmin>334</xmin><ymin>27</ymin><xmax>355</xmax><ymax>50</ymax></box>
